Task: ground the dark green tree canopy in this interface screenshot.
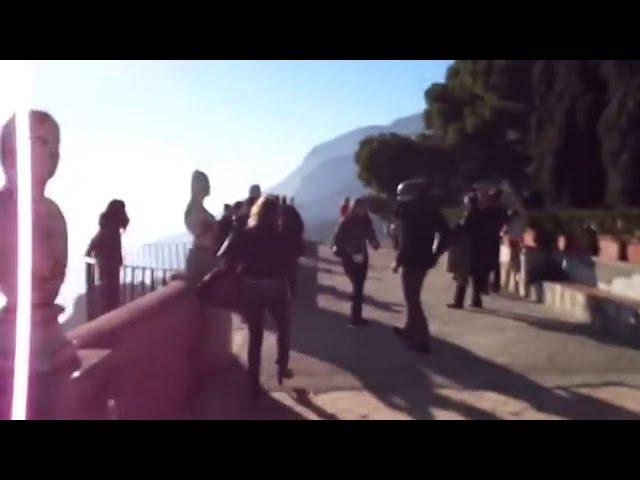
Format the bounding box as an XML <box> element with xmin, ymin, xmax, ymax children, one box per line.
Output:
<box><xmin>356</xmin><ymin>60</ymin><xmax>640</xmax><ymax>209</ymax></box>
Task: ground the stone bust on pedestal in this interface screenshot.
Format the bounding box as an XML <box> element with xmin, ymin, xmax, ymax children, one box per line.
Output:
<box><xmin>0</xmin><ymin>111</ymin><xmax>80</xmax><ymax>381</ymax></box>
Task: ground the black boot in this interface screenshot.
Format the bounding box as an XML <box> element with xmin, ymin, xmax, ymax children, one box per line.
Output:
<box><xmin>447</xmin><ymin>283</ymin><xmax>466</xmax><ymax>309</ymax></box>
<box><xmin>470</xmin><ymin>275</ymin><xmax>484</xmax><ymax>308</ymax></box>
<box><xmin>277</xmin><ymin>367</ymin><xmax>294</xmax><ymax>385</ymax></box>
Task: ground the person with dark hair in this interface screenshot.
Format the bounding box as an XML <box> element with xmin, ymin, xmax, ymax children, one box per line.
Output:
<box><xmin>86</xmin><ymin>199</ymin><xmax>129</xmax><ymax>315</ymax></box>
<box><xmin>391</xmin><ymin>178</ymin><xmax>450</xmax><ymax>354</ymax></box>
<box><xmin>218</xmin><ymin>195</ymin><xmax>294</xmax><ymax>398</ymax></box>
<box><xmin>280</xmin><ymin>201</ymin><xmax>305</xmax><ymax>297</ymax></box>
<box><xmin>332</xmin><ymin>197</ymin><xmax>380</xmax><ymax>327</ymax></box>
<box><xmin>482</xmin><ymin>189</ymin><xmax>509</xmax><ymax>293</ymax></box>
<box><xmin>447</xmin><ymin>193</ymin><xmax>485</xmax><ymax>309</ymax></box>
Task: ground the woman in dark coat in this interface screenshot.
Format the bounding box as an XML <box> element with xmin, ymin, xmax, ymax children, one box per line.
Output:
<box><xmin>218</xmin><ymin>195</ymin><xmax>295</xmax><ymax>398</ymax></box>
<box><xmin>86</xmin><ymin>200</ymin><xmax>129</xmax><ymax>315</ymax></box>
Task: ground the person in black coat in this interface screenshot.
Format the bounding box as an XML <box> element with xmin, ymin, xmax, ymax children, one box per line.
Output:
<box><xmin>482</xmin><ymin>189</ymin><xmax>509</xmax><ymax>293</ymax></box>
<box><xmin>86</xmin><ymin>200</ymin><xmax>129</xmax><ymax>315</ymax></box>
<box><xmin>446</xmin><ymin>193</ymin><xmax>485</xmax><ymax>309</ymax></box>
<box><xmin>218</xmin><ymin>195</ymin><xmax>295</xmax><ymax>398</ymax></box>
<box><xmin>391</xmin><ymin>178</ymin><xmax>450</xmax><ymax>354</ymax></box>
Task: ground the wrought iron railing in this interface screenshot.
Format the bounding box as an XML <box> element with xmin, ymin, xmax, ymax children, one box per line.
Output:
<box><xmin>85</xmin><ymin>242</ymin><xmax>191</xmax><ymax>321</ymax></box>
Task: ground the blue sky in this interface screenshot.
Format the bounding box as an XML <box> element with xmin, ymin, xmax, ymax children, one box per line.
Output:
<box><xmin>30</xmin><ymin>60</ymin><xmax>451</xmax><ymax>216</ymax></box>
<box><xmin>0</xmin><ymin>60</ymin><xmax>452</xmax><ymax>316</ymax></box>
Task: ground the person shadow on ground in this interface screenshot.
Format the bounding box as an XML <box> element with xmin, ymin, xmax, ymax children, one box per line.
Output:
<box><xmin>261</xmin><ymin>242</ymin><xmax>640</xmax><ymax>420</ymax></box>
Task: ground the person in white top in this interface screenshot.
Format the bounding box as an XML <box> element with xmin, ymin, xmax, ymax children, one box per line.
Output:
<box><xmin>502</xmin><ymin>209</ymin><xmax>525</xmax><ymax>291</ymax></box>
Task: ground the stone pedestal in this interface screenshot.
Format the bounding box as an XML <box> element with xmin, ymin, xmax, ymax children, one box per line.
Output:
<box><xmin>0</xmin><ymin>305</ymin><xmax>82</xmax><ymax>419</ymax></box>
<box><xmin>199</xmin><ymin>306</ymin><xmax>234</xmax><ymax>372</ymax></box>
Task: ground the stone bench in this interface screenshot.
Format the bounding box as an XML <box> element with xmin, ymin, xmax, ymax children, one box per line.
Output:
<box><xmin>536</xmin><ymin>280</ymin><xmax>640</xmax><ymax>345</ymax></box>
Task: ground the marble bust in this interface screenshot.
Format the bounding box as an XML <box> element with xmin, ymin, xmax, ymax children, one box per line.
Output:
<box><xmin>0</xmin><ymin>111</ymin><xmax>79</xmax><ymax>374</ymax></box>
<box><xmin>184</xmin><ymin>170</ymin><xmax>218</xmax><ymax>250</ymax></box>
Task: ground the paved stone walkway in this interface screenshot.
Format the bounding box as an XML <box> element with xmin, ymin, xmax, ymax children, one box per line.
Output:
<box><xmin>193</xmin><ymin>244</ymin><xmax>640</xmax><ymax>420</ymax></box>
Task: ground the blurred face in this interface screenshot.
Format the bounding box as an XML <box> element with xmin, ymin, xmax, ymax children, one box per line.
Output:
<box><xmin>2</xmin><ymin>114</ymin><xmax>60</xmax><ymax>196</ymax></box>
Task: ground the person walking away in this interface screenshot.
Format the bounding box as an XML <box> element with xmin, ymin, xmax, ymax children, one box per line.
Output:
<box><xmin>447</xmin><ymin>193</ymin><xmax>485</xmax><ymax>309</ymax></box>
<box><xmin>391</xmin><ymin>178</ymin><xmax>450</xmax><ymax>354</ymax></box>
<box><xmin>482</xmin><ymin>189</ymin><xmax>509</xmax><ymax>293</ymax></box>
<box><xmin>502</xmin><ymin>209</ymin><xmax>525</xmax><ymax>291</ymax></box>
<box><xmin>218</xmin><ymin>195</ymin><xmax>294</xmax><ymax>398</ymax></box>
<box><xmin>332</xmin><ymin>198</ymin><xmax>380</xmax><ymax>327</ymax></box>
<box><xmin>86</xmin><ymin>200</ymin><xmax>129</xmax><ymax>315</ymax></box>
<box><xmin>281</xmin><ymin>201</ymin><xmax>305</xmax><ymax>297</ymax></box>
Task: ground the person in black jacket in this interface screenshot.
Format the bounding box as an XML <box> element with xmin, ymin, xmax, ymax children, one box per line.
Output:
<box><xmin>86</xmin><ymin>200</ymin><xmax>129</xmax><ymax>315</ymax></box>
<box><xmin>391</xmin><ymin>178</ymin><xmax>450</xmax><ymax>354</ymax></box>
<box><xmin>446</xmin><ymin>192</ymin><xmax>485</xmax><ymax>309</ymax></box>
<box><xmin>218</xmin><ymin>194</ymin><xmax>294</xmax><ymax>398</ymax></box>
<box><xmin>332</xmin><ymin>198</ymin><xmax>380</xmax><ymax>327</ymax></box>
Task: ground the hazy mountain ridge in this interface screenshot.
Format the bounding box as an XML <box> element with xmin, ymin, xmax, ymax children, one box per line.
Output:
<box><xmin>269</xmin><ymin>112</ymin><xmax>424</xmax><ymax>240</ymax></box>
<box><xmin>153</xmin><ymin>111</ymin><xmax>425</xmax><ymax>245</ymax></box>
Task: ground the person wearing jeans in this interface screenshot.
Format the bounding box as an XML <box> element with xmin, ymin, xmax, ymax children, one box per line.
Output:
<box><xmin>332</xmin><ymin>198</ymin><xmax>379</xmax><ymax>327</ymax></box>
<box><xmin>341</xmin><ymin>253</ymin><xmax>369</xmax><ymax>325</ymax></box>
<box><xmin>243</xmin><ymin>277</ymin><xmax>291</xmax><ymax>389</ymax></box>
<box><xmin>218</xmin><ymin>195</ymin><xmax>294</xmax><ymax>398</ymax></box>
